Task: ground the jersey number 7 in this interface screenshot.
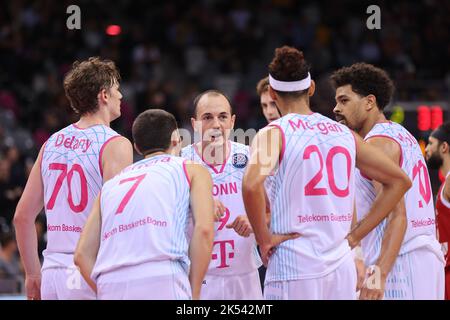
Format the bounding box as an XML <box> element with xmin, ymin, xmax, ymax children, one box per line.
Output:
<box><xmin>115</xmin><ymin>174</ymin><xmax>147</xmax><ymax>215</ymax></box>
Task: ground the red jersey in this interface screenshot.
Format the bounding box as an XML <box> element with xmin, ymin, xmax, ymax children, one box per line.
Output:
<box><xmin>436</xmin><ymin>176</ymin><xmax>450</xmax><ymax>267</ymax></box>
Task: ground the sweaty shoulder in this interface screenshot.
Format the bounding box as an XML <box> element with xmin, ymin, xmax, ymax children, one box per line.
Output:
<box><xmin>100</xmin><ymin>135</ymin><xmax>133</xmax><ymax>180</ymax></box>
<box><xmin>104</xmin><ymin>135</ymin><xmax>131</xmax><ymax>148</ymax></box>
<box><xmin>101</xmin><ymin>135</ymin><xmax>133</xmax><ymax>158</ymax></box>
<box><xmin>365</xmin><ymin>121</ymin><xmax>414</xmax><ymax>159</ymax></box>
<box><xmin>185</xmin><ymin>160</ymin><xmax>211</xmax><ymax>181</ymax></box>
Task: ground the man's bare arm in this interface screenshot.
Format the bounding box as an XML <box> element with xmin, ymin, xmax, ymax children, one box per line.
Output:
<box><xmin>13</xmin><ymin>145</ymin><xmax>45</xmax><ymax>299</ymax></box>
<box><xmin>367</xmin><ymin>137</ymin><xmax>407</xmax><ymax>280</ymax></box>
<box><xmin>74</xmin><ymin>195</ymin><xmax>102</xmax><ymax>292</ymax></box>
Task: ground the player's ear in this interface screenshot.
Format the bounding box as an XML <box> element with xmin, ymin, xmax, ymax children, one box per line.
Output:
<box><xmin>269</xmin><ymin>86</ymin><xmax>277</xmax><ymax>101</ymax></box>
<box><xmin>308</xmin><ymin>80</ymin><xmax>315</xmax><ymax>97</ymax></box>
<box><xmin>366</xmin><ymin>94</ymin><xmax>377</xmax><ymax>111</ymax></box>
<box><xmin>133</xmin><ymin>143</ymin><xmax>143</xmax><ymax>155</ymax></box>
<box><xmin>171</xmin><ymin>129</ymin><xmax>182</xmax><ymax>147</ymax></box>
<box><xmin>98</xmin><ymin>88</ymin><xmax>108</xmax><ymax>105</ymax></box>
<box><xmin>441</xmin><ymin>141</ymin><xmax>449</xmax><ymax>154</ymax></box>
<box><xmin>191</xmin><ymin>117</ymin><xmax>201</xmax><ymax>132</ymax></box>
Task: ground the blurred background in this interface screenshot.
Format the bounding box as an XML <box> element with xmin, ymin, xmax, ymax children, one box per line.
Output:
<box><xmin>0</xmin><ymin>0</ymin><xmax>449</xmax><ymax>295</ymax></box>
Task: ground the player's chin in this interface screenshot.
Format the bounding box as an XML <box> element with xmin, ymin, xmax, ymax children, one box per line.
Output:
<box><xmin>112</xmin><ymin>109</ymin><xmax>121</xmax><ymax>120</ymax></box>
<box><xmin>210</xmin><ymin>137</ymin><xmax>225</xmax><ymax>146</ymax></box>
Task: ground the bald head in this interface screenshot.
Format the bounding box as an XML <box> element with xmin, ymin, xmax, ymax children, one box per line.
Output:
<box><xmin>193</xmin><ymin>90</ymin><xmax>233</xmax><ymax>118</ymax></box>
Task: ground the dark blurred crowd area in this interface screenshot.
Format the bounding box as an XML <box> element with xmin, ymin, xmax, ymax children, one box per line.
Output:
<box><xmin>0</xmin><ymin>0</ymin><xmax>449</xmax><ymax>292</ymax></box>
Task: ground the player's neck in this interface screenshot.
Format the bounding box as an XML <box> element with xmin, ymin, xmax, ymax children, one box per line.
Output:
<box><xmin>145</xmin><ymin>151</ymin><xmax>166</xmax><ymax>159</ymax></box>
<box><xmin>198</xmin><ymin>141</ymin><xmax>229</xmax><ymax>165</ymax></box>
<box><xmin>279</xmin><ymin>100</ymin><xmax>311</xmax><ymax>116</ymax></box>
<box><xmin>76</xmin><ymin>111</ymin><xmax>111</xmax><ymax>129</ymax></box>
<box><xmin>440</xmin><ymin>160</ymin><xmax>450</xmax><ymax>177</ymax></box>
<box><xmin>360</xmin><ymin>112</ymin><xmax>386</xmax><ymax>138</ymax></box>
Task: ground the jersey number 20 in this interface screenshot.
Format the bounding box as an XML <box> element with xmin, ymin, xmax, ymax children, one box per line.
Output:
<box><xmin>303</xmin><ymin>145</ymin><xmax>352</xmax><ymax>197</ymax></box>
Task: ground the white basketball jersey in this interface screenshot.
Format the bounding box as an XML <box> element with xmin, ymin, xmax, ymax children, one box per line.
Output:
<box><xmin>91</xmin><ymin>155</ymin><xmax>191</xmax><ymax>280</ymax></box>
<box><xmin>266</xmin><ymin>113</ymin><xmax>356</xmax><ymax>282</ymax></box>
<box><xmin>181</xmin><ymin>141</ymin><xmax>262</xmax><ymax>276</ymax></box>
<box><xmin>356</xmin><ymin>121</ymin><xmax>442</xmax><ymax>265</ymax></box>
<box><xmin>41</xmin><ymin>124</ymin><xmax>120</xmax><ymax>270</ymax></box>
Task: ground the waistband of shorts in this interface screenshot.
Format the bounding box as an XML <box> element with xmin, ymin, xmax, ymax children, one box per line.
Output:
<box><xmin>95</xmin><ymin>260</ymin><xmax>186</xmax><ymax>284</ymax></box>
<box><xmin>205</xmin><ymin>268</ymin><xmax>260</xmax><ymax>280</ymax></box>
<box><xmin>42</xmin><ymin>252</ymin><xmax>75</xmax><ymax>271</ymax></box>
<box><xmin>265</xmin><ymin>249</ymin><xmax>353</xmax><ymax>283</ymax></box>
<box><xmin>399</xmin><ymin>235</ymin><xmax>445</xmax><ymax>262</ymax></box>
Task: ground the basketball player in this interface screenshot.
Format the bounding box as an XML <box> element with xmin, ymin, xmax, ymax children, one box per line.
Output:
<box><xmin>75</xmin><ymin>109</ymin><xmax>214</xmax><ymax>300</ymax></box>
<box><xmin>181</xmin><ymin>90</ymin><xmax>263</xmax><ymax>299</ymax></box>
<box><xmin>243</xmin><ymin>46</ymin><xmax>412</xmax><ymax>300</ymax></box>
<box><xmin>331</xmin><ymin>62</ymin><xmax>445</xmax><ymax>299</ymax></box>
<box><xmin>425</xmin><ymin>122</ymin><xmax>450</xmax><ymax>300</ymax></box>
<box><xmin>13</xmin><ymin>57</ymin><xmax>133</xmax><ymax>300</ymax></box>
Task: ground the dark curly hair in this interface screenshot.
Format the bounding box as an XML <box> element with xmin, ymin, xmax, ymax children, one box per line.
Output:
<box><xmin>330</xmin><ymin>63</ymin><xmax>395</xmax><ymax>111</ymax></box>
<box><xmin>268</xmin><ymin>46</ymin><xmax>310</xmax><ymax>99</ymax></box>
<box><xmin>63</xmin><ymin>57</ymin><xmax>121</xmax><ymax>115</ymax></box>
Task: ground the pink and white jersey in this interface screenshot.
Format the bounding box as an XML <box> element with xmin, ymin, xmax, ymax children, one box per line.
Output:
<box><xmin>91</xmin><ymin>155</ymin><xmax>191</xmax><ymax>280</ymax></box>
<box><xmin>266</xmin><ymin>113</ymin><xmax>356</xmax><ymax>282</ymax></box>
<box><xmin>41</xmin><ymin>124</ymin><xmax>120</xmax><ymax>270</ymax></box>
<box><xmin>181</xmin><ymin>141</ymin><xmax>262</xmax><ymax>276</ymax></box>
<box><xmin>265</xmin><ymin>175</ymin><xmax>275</xmax><ymax>206</ymax></box>
<box><xmin>356</xmin><ymin>121</ymin><xmax>442</xmax><ymax>265</ymax></box>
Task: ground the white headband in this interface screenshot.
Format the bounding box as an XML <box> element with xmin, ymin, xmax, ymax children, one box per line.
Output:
<box><xmin>269</xmin><ymin>72</ymin><xmax>311</xmax><ymax>92</ymax></box>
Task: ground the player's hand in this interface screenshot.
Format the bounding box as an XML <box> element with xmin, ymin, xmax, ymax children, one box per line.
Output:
<box><xmin>355</xmin><ymin>258</ymin><xmax>366</xmax><ymax>291</ymax></box>
<box><xmin>213</xmin><ymin>199</ymin><xmax>226</xmax><ymax>221</ymax></box>
<box><xmin>25</xmin><ymin>274</ymin><xmax>41</xmax><ymax>300</ymax></box>
<box><xmin>359</xmin><ymin>266</ymin><xmax>385</xmax><ymax>300</ymax></box>
<box><xmin>260</xmin><ymin>233</ymin><xmax>301</xmax><ymax>266</ymax></box>
<box><xmin>226</xmin><ymin>215</ymin><xmax>253</xmax><ymax>237</ymax></box>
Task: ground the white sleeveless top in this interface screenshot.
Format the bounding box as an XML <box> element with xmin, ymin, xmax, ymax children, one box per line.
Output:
<box><xmin>356</xmin><ymin>121</ymin><xmax>443</xmax><ymax>265</ymax></box>
<box><xmin>41</xmin><ymin>123</ymin><xmax>120</xmax><ymax>270</ymax></box>
<box><xmin>91</xmin><ymin>155</ymin><xmax>191</xmax><ymax>280</ymax></box>
<box><xmin>181</xmin><ymin>141</ymin><xmax>262</xmax><ymax>276</ymax></box>
<box><xmin>266</xmin><ymin>113</ymin><xmax>356</xmax><ymax>281</ymax></box>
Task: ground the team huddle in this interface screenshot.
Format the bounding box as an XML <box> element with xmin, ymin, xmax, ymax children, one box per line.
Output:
<box><xmin>13</xmin><ymin>46</ymin><xmax>448</xmax><ymax>300</ymax></box>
